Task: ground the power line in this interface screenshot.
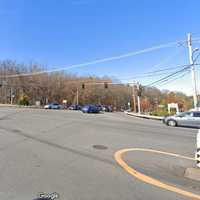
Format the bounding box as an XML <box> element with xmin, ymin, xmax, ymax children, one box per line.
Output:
<box><xmin>145</xmin><ymin>66</ymin><xmax>191</xmax><ymax>87</ymax></box>
<box><xmin>150</xmin><ymin>46</ymin><xmax>185</xmax><ymax>69</ymax></box>
<box><xmin>193</xmin><ymin>52</ymin><xmax>200</xmax><ymax>63</ymax></box>
<box><xmin>0</xmin><ymin>68</ymin><xmax>192</xmax><ymax>89</ymax></box>
<box><xmin>157</xmin><ymin>70</ymin><xmax>190</xmax><ymax>87</ymax></box>
<box><xmin>119</xmin><ymin>70</ymin><xmax>180</xmax><ymax>81</ymax></box>
<box><xmin>3</xmin><ymin>64</ymin><xmax>196</xmax><ymax>87</ymax></box>
<box><xmin>146</xmin><ymin>68</ymin><xmax>189</xmax><ymax>87</ymax></box>
<box><xmin>118</xmin><ymin>64</ymin><xmax>192</xmax><ymax>81</ymax></box>
<box><xmin>193</xmin><ymin>37</ymin><xmax>200</xmax><ymax>42</ymax></box>
<box><xmin>0</xmin><ymin>39</ymin><xmax>185</xmax><ymax>78</ymax></box>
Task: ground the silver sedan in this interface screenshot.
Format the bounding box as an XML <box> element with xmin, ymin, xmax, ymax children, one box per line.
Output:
<box><xmin>163</xmin><ymin>111</ymin><xmax>200</xmax><ymax>127</ymax></box>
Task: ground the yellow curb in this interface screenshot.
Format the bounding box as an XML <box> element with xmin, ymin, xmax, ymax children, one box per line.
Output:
<box><xmin>114</xmin><ymin>148</ymin><xmax>200</xmax><ymax>199</ymax></box>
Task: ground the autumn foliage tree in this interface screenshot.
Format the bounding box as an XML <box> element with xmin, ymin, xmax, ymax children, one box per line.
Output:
<box><xmin>0</xmin><ymin>60</ymin><xmax>193</xmax><ymax>112</ymax></box>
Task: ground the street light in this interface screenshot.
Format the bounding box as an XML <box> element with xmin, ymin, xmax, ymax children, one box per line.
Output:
<box><xmin>188</xmin><ymin>33</ymin><xmax>199</xmax><ymax>109</ymax></box>
<box><xmin>192</xmin><ymin>48</ymin><xmax>199</xmax><ymax>63</ymax></box>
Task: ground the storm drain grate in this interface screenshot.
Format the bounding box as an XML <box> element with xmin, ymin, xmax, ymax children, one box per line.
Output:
<box><xmin>92</xmin><ymin>145</ymin><xmax>108</xmax><ymax>150</ymax></box>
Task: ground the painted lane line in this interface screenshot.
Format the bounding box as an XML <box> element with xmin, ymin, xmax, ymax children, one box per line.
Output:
<box><xmin>114</xmin><ymin>148</ymin><xmax>200</xmax><ymax>200</ymax></box>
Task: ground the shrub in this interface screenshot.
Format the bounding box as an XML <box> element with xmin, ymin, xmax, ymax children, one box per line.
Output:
<box><xmin>19</xmin><ymin>94</ymin><xmax>29</xmax><ymax>106</ymax></box>
<box><xmin>150</xmin><ymin>109</ymin><xmax>176</xmax><ymax>117</ymax></box>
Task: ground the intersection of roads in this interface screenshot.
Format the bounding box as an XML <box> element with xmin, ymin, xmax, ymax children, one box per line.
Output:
<box><xmin>0</xmin><ymin>107</ymin><xmax>199</xmax><ymax>200</ymax></box>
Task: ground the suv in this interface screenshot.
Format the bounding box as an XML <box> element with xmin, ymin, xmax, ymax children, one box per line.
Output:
<box><xmin>163</xmin><ymin>111</ymin><xmax>200</xmax><ymax>127</ymax></box>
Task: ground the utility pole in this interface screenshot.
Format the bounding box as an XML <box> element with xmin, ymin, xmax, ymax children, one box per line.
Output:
<box><xmin>187</xmin><ymin>33</ymin><xmax>198</xmax><ymax>109</ymax></box>
<box><xmin>132</xmin><ymin>83</ymin><xmax>136</xmax><ymax>112</ymax></box>
<box><xmin>10</xmin><ymin>88</ymin><xmax>13</xmax><ymax>105</ymax></box>
<box><xmin>137</xmin><ymin>82</ymin><xmax>141</xmax><ymax>114</ymax></box>
<box><xmin>76</xmin><ymin>87</ymin><xmax>79</xmax><ymax>105</ymax></box>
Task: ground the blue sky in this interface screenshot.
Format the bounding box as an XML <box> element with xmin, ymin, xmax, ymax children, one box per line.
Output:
<box><xmin>0</xmin><ymin>0</ymin><xmax>200</xmax><ymax>95</ymax></box>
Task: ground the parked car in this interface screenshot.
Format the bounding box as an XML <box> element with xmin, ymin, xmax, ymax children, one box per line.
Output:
<box><xmin>163</xmin><ymin>111</ymin><xmax>200</xmax><ymax>127</ymax></box>
<box><xmin>95</xmin><ymin>104</ymin><xmax>103</xmax><ymax>111</ymax></box>
<box><xmin>44</xmin><ymin>103</ymin><xmax>61</xmax><ymax>109</ymax></box>
<box><xmin>102</xmin><ymin>105</ymin><xmax>113</xmax><ymax>112</ymax></box>
<box><xmin>81</xmin><ymin>105</ymin><xmax>100</xmax><ymax>113</ymax></box>
<box><xmin>68</xmin><ymin>104</ymin><xmax>82</xmax><ymax>110</ymax></box>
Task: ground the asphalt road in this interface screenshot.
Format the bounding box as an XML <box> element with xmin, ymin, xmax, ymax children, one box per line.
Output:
<box><xmin>0</xmin><ymin>107</ymin><xmax>199</xmax><ymax>200</ymax></box>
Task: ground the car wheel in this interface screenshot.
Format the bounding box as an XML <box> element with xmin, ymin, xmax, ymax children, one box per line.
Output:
<box><xmin>167</xmin><ymin>120</ymin><xmax>177</xmax><ymax>127</ymax></box>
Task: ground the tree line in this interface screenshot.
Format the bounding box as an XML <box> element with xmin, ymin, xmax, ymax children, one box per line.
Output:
<box><xmin>0</xmin><ymin>60</ymin><xmax>193</xmax><ymax>112</ymax></box>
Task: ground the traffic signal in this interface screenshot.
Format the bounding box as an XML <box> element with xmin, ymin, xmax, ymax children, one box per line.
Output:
<box><xmin>0</xmin><ymin>80</ymin><xmax>3</xmax><ymax>87</ymax></box>
<box><xmin>82</xmin><ymin>83</ymin><xmax>85</xmax><ymax>89</ymax></box>
<box><xmin>104</xmin><ymin>82</ymin><xmax>108</xmax><ymax>89</ymax></box>
<box><xmin>138</xmin><ymin>89</ymin><xmax>142</xmax><ymax>97</ymax></box>
<box><xmin>137</xmin><ymin>85</ymin><xmax>142</xmax><ymax>97</ymax></box>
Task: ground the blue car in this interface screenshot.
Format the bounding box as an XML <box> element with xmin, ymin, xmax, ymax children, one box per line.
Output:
<box><xmin>81</xmin><ymin>105</ymin><xmax>100</xmax><ymax>113</ymax></box>
<box><xmin>69</xmin><ymin>104</ymin><xmax>82</xmax><ymax>110</ymax></box>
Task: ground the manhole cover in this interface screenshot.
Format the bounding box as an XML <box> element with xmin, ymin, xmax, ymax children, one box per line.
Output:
<box><xmin>92</xmin><ymin>145</ymin><xmax>108</xmax><ymax>150</ymax></box>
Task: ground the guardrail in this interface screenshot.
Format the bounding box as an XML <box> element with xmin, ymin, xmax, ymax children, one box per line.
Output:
<box><xmin>126</xmin><ymin>112</ymin><xmax>164</xmax><ymax>120</ymax></box>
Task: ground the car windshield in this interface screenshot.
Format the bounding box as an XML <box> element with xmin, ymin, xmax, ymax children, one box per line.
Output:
<box><xmin>1</xmin><ymin>1</ymin><xmax>200</xmax><ymax>200</ymax></box>
<box><xmin>178</xmin><ymin>112</ymin><xmax>192</xmax><ymax>117</ymax></box>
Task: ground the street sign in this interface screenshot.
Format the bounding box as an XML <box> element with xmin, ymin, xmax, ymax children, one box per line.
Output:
<box><xmin>168</xmin><ymin>103</ymin><xmax>179</xmax><ymax>114</ymax></box>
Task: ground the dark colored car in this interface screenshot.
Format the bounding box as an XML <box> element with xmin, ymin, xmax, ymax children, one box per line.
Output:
<box><xmin>81</xmin><ymin>105</ymin><xmax>100</xmax><ymax>113</ymax></box>
<box><xmin>44</xmin><ymin>103</ymin><xmax>61</xmax><ymax>109</ymax></box>
<box><xmin>69</xmin><ymin>104</ymin><xmax>82</xmax><ymax>110</ymax></box>
<box><xmin>95</xmin><ymin>104</ymin><xmax>103</xmax><ymax>111</ymax></box>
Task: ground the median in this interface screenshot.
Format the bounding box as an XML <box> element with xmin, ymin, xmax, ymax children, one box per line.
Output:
<box><xmin>126</xmin><ymin>112</ymin><xmax>164</xmax><ymax>120</ymax></box>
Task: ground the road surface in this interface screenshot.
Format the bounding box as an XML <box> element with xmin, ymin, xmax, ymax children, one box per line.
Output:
<box><xmin>0</xmin><ymin>107</ymin><xmax>199</xmax><ymax>200</ymax></box>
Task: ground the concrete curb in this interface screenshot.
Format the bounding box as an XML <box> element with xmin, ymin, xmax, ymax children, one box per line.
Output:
<box><xmin>126</xmin><ymin>112</ymin><xmax>164</xmax><ymax>120</ymax></box>
<box><xmin>0</xmin><ymin>104</ymin><xmax>42</xmax><ymax>109</ymax></box>
<box><xmin>0</xmin><ymin>104</ymin><xmax>18</xmax><ymax>107</ymax></box>
<box><xmin>184</xmin><ymin>167</ymin><xmax>200</xmax><ymax>181</ymax></box>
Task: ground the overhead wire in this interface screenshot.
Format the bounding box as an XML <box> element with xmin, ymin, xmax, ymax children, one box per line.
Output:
<box><xmin>108</xmin><ymin>45</ymin><xmax>186</xmax><ymax>82</ymax></box>
<box><xmin>2</xmin><ymin>36</ymin><xmax>200</xmax><ymax>88</ymax></box>
<box><xmin>157</xmin><ymin>70</ymin><xmax>190</xmax><ymax>87</ymax></box>
<box><xmin>145</xmin><ymin>65</ymin><xmax>192</xmax><ymax>87</ymax></box>
<box><xmin>118</xmin><ymin>64</ymin><xmax>190</xmax><ymax>81</ymax></box>
<box><xmin>0</xmin><ymin>39</ymin><xmax>185</xmax><ymax>78</ymax></box>
<box><xmin>5</xmin><ymin>64</ymin><xmax>195</xmax><ymax>87</ymax></box>
<box><xmin>149</xmin><ymin>45</ymin><xmax>186</xmax><ymax>69</ymax></box>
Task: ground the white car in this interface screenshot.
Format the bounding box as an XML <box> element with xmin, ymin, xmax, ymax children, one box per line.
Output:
<box><xmin>44</xmin><ymin>104</ymin><xmax>50</xmax><ymax>109</ymax></box>
<box><xmin>44</xmin><ymin>103</ymin><xmax>61</xmax><ymax>109</ymax></box>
